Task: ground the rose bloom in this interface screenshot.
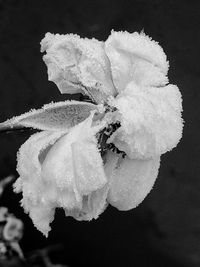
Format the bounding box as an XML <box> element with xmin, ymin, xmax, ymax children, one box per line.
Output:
<box><xmin>0</xmin><ymin>31</ymin><xmax>183</xmax><ymax>236</ymax></box>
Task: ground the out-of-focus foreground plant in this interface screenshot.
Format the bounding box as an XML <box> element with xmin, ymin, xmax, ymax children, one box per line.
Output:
<box><xmin>0</xmin><ymin>31</ymin><xmax>183</xmax><ymax>237</ymax></box>
<box><xmin>0</xmin><ymin>176</ymin><xmax>69</xmax><ymax>266</ymax></box>
<box><xmin>0</xmin><ymin>176</ymin><xmax>24</xmax><ymax>261</ymax></box>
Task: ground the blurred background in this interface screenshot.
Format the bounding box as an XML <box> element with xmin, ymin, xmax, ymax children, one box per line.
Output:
<box><xmin>0</xmin><ymin>0</ymin><xmax>199</xmax><ymax>266</ymax></box>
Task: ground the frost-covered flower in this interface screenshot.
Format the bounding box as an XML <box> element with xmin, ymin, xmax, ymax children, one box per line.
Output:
<box><xmin>0</xmin><ymin>31</ymin><xmax>183</xmax><ymax>236</ymax></box>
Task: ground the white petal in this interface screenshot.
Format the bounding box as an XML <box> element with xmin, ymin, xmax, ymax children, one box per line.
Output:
<box><xmin>109</xmin><ymin>83</ymin><xmax>183</xmax><ymax>158</ymax></box>
<box><xmin>105</xmin><ymin>31</ymin><xmax>169</xmax><ymax>92</ymax></box>
<box><xmin>14</xmin><ymin>130</ymin><xmax>69</xmax><ymax>236</ymax></box>
<box><xmin>41</xmin><ymin>113</ymin><xmax>107</xmax><ymax>219</ymax></box>
<box><xmin>0</xmin><ymin>101</ymin><xmax>98</xmax><ymax>131</ymax></box>
<box><xmin>107</xmin><ymin>153</ymin><xmax>160</xmax><ymax>210</ymax></box>
<box><xmin>72</xmin><ymin>142</ymin><xmax>107</xmax><ymax>195</ymax></box>
<box><xmin>41</xmin><ymin>33</ymin><xmax>116</xmax><ymax>103</ymax></box>
<box><xmin>64</xmin><ymin>150</ymin><xmax>119</xmax><ymax>221</ymax></box>
<box><xmin>26</xmin><ymin>204</ymin><xmax>55</xmax><ymax>238</ymax></box>
<box><xmin>64</xmin><ymin>184</ymin><xmax>109</xmax><ymax>221</ymax></box>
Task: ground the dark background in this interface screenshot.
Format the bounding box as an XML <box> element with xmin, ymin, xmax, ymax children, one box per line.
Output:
<box><xmin>0</xmin><ymin>0</ymin><xmax>200</xmax><ymax>266</ymax></box>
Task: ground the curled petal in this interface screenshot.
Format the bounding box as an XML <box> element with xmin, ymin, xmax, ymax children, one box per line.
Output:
<box><xmin>105</xmin><ymin>30</ymin><xmax>169</xmax><ymax>92</ymax></box>
<box><xmin>67</xmin><ymin>151</ymin><xmax>122</xmax><ymax>221</ymax></box>
<box><xmin>41</xmin><ymin>113</ymin><xmax>107</xmax><ymax>201</ymax></box>
<box><xmin>65</xmin><ymin>184</ymin><xmax>109</xmax><ymax>221</ymax></box>
<box><xmin>14</xmin><ymin>130</ymin><xmax>68</xmax><ymax>236</ymax></box>
<box><xmin>109</xmin><ymin>83</ymin><xmax>183</xmax><ymax>158</ymax></box>
<box><xmin>0</xmin><ymin>101</ymin><xmax>98</xmax><ymax>131</ymax></box>
<box><xmin>106</xmin><ymin>152</ymin><xmax>160</xmax><ymax>210</ymax></box>
<box><xmin>14</xmin><ymin>113</ymin><xmax>108</xmax><ymax>236</ymax></box>
<box><xmin>41</xmin><ymin>113</ymin><xmax>108</xmax><ymax>221</ymax></box>
<box><xmin>41</xmin><ymin>33</ymin><xmax>116</xmax><ymax>103</ymax></box>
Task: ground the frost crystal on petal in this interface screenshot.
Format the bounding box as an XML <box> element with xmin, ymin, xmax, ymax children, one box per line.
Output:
<box><xmin>105</xmin><ymin>30</ymin><xmax>169</xmax><ymax>92</ymax></box>
<box><xmin>41</xmin><ymin>33</ymin><xmax>116</xmax><ymax>103</ymax></box>
<box><xmin>14</xmin><ymin>113</ymin><xmax>108</xmax><ymax>236</ymax></box>
<box><xmin>108</xmin><ymin>83</ymin><xmax>183</xmax><ymax>158</ymax></box>
<box><xmin>14</xmin><ymin>130</ymin><xmax>67</xmax><ymax>236</ymax></box>
<box><xmin>65</xmin><ymin>184</ymin><xmax>109</xmax><ymax>221</ymax></box>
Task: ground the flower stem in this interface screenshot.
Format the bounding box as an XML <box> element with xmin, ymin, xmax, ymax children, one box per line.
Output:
<box><xmin>0</xmin><ymin>124</ymin><xmax>37</xmax><ymax>134</ymax></box>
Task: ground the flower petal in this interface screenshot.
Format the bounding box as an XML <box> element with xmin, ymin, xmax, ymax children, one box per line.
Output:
<box><xmin>107</xmin><ymin>152</ymin><xmax>160</xmax><ymax>210</ymax></box>
<box><xmin>0</xmin><ymin>101</ymin><xmax>98</xmax><ymax>131</ymax></box>
<box><xmin>109</xmin><ymin>83</ymin><xmax>183</xmax><ymax>158</ymax></box>
<box><xmin>13</xmin><ymin>109</ymin><xmax>108</xmax><ymax>236</ymax></box>
<box><xmin>41</xmin><ymin>115</ymin><xmax>107</xmax><ymax>194</ymax></box>
<box><xmin>41</xmin><ymin>33</ymin><xmax>116</xmax><ymax>103</ymax></box>
<box><xmin>41</xmin><ymin>113</ymin><xmax>107</xmax><ymax>220</ymax></box>
<box><xmin>64</xmin><ymin>184</ymin><xmax>109</xmax><ymax>221</ymax></box>
<box><xmin>105</xmin><ymin>30</ymin><xmax>169</xmax><ymax>92</ymax></box>
<box><xmin>64</xmin><ymin>149</ymin><xmax>121</xmax><ymax>221</ymax></box>
<box><xmin>14</xmin><ymin>130</ymin><xmax>73</xmax><ymax>236</ymax></box>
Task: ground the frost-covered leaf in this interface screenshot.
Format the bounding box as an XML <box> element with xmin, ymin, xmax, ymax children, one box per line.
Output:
<box><xmin>41</xmin><ymin>33</ymin><xmax>116</xmax><ymax>103</ymax></box>
<box><xmin>108</xmin><ymin>83</ymin><xmax>183</xmax><ymax>158</ymax></box>
<box><xmin>105</xmin><ymin>30</ymin><xmax>169</xmax><ymax>92</ymax></box>
<box><xmin>106</xmin><ymin>152</ymin><xmax>160</xmax><ymax>210</ymax></box>
<box><xmin>0</xmin><ymin>101</ymin><xmax>98</xmax><ymax>131</ymax></box>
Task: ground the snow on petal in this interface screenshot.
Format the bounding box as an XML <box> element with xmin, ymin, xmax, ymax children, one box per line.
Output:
<box><xmin>14</xmin><ymin>112</ymin><xmax>108</xmax><ymax>236</ymax></box>
<box><xmin>14</xmin><ymin>130</ymin><xmax>69</xmax><ymax>236</ymax></box>
<box><xmin>42</xmin><ymin>113</ymin><xmax>107</xmax><ymax>196</ymax></box>
<box><xmin>64</xmin><ymin>149</ymin><xmax>121</xmax><ymax>221</ymax></box>
<box><xmin>27</xmin><ymin>204</ymin><xmax>55</xmax><ymax>237</ymax></box>
<box><xmin>41</xmin><ymin>112</ymin><xmax>107</xmax><ymax>220</ymax></box>
<box><xmin>105</xmin><ymin>30</ymin><xmax>169</xmax><ymax>92</ymax></box>
<box><xmin>64</xmin><ymin>184</ymin><xmax>109</xmax><ymax>221</ymax></box>
<box><xmin>108</xmin><ymin>83</ymin><xmax>183</xmax><ymax>159</ymax></box>
<box><xmin>0</xmin><ymin>101</ymin><xmax>98</xmax><ymax>131</ymax></box>
<box><xmin>41</xmin><ymin>32</ymin><xmax>116</xmax><ymax>103</ymax></box>
<box><xmin>107</xmin><ymin>152</ymin><xmax>160</xmax><ymax>210</ymax></box>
